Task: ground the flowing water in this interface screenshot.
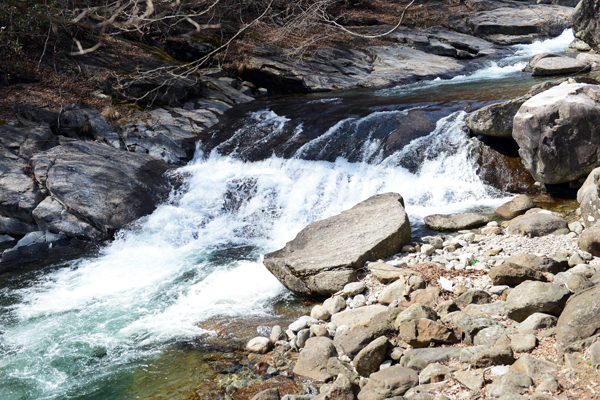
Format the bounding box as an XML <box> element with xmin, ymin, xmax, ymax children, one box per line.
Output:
<box><xmin>0</xmin><ymin>30</ymin><xmax>576</xmax><ymax>400</ymax></box>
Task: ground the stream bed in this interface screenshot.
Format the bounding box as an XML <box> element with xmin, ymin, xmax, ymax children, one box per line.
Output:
<box><xmin>0</xmin><ymin>30</ymin><xmax>579</xmax><ymax>400</ymax></box>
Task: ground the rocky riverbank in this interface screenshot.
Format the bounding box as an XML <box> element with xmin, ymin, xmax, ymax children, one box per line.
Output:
<box><xmin>238</xmin><ymin>189</ymin><xmax>600</xmax><ymax>400</ymax></box>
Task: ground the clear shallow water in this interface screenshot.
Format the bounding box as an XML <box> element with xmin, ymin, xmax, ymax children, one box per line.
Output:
<box><xmin>0</xmin><ymin>29</ymin><xmax>575</xmax><ymax>400</ymax></box>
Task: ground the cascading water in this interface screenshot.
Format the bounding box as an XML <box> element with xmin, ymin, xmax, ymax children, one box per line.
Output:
<box><xmin>0</xmin><ymin>30</ymin><xmax>574</xmax><ymax>400</ymax></box>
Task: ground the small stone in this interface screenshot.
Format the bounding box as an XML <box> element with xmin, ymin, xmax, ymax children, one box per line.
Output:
<box><xmin>510</xmin><ymin>354</ymin><xmax>557</xmax><ymax>382</ymax></box>
<box><xmin>487</xmin><ymin>371</ymin><xmax>533</xmax><ymax>398</ymax></box>
<box><xmin>378</xmin><ymin>280</ymin><xmax>407</xmax><ymax>305</ymax></box>
<box><xmin>489</xmin><ymin>285</ymin><xmax>509</xmax><ymax>295</ymax></box>
<box><xmin>455</xmin><ymin>289</ymin><xmax>492</xmax><ymax>307</ymax></box>
<box><xmin>568</xmin><ymin>252</ymin><xmax>584</xmax><ymax>267</ymax></box>
<box><xmin>589</xmin><ymin>341</ymin><xmax>600</xmax><ymax>366</ymax></box>
<box><xmin>421</xmin><ymin>244</ymin><xmax>435</xmax><ymax>256</ymax></box>
<box><xmin>343</xmin><ymin>282</ymin><xmax>366</xmax><ymax>296</ymax></box>
<box><xmin>511</xmin><ymin>333</ymin><xmax>537</xmax><ymax>353</ymax></box>
<box><xmin>454</xmin><ymin>369</ymin><xmax>485</xmax><ymax>390</ymax></box>
<box><xmin>395</xmin><ymin>303</ymin><xmax>438</xmax><ymax>327</ymax></box>
<box><xmin>289</xmin><ymin>316</ymin><xmax>319</xmax><ymax>332</ymax></box>
<box><xmin>247</xmin><ymin>337</ymin><xmax>272</xmax><ymax>354</ymax></box>
<box><xmin>356</xmin><ymin>366</ymin><xmax>418</xmax><ymax>399</ymax></box>
<box><xmin>354</xmin><ymin>336</ymin><xmax>389</xmax><ymax>376</ymax></box>
<box><xmin>436</xmin><ymin>300</ymin><xmax>460</xmax><ymax>319</ymax></box>
<box><xmin>402</xmin><ymin>245</ymin><xmax>416</xmax><ymax>253</ymax></box>
<box><xmin>324</xmin><ymin>296</ymin><xmax>347</xmax><ymax>315</ymax></box>
<box><xmin>419</xmin><ymin>363</ymin><xmax>451</xmax><ymax>384</ymax></box>
<box><xmin>312</xmin><ymin>305</ymin><xmax>331</xmax><ymax>321</ymax></box>
<box><xmin>566</xmin><ymin>273</ymin><xmax>594</xmax><ymax>293</ymax></box>
<box><xmin>490</xmin><ymin>365</ymin><xmax>510</xmax><ymax>376</ymax></box>
<box><xmin>474</xmin><ymin>326</ymin><xmax>506</xmax><ymax>347</ymax></box>
<box><xmin>311</xmin><ymin>324</ymin><xmax>329</xmax><ymax>337</ymax></box>
<box><xmin>351</xmin><ymin>295</ymin><xmax>366</xmax><ymax>309</ymax></box>
<box><xmin>470</xmin><ymin>345</ymin><xmax>515</xmax><ymax>368</ymax></box>
<box><xmin>296</xmin><ymin>329</ymin><xmax>311</xmax><ymax>348</ymax></box>
<box><xmin>536</xmin><ymin>377</ymin><xmax>559</xmax><ymax>393</ymax></box>
<box><xmin>271</xmin><ymin>325</ymin><xmax>284</xmax><ymax>344</ymax></box>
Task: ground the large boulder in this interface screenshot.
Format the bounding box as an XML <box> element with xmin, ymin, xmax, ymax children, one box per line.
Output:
<box><xmin>528</xmin><ymin>53</ymin><xmax>591</xmax><ymax>76</ymax></box>
<box><xmin>573</xmin><ymin>0</ymin><xmax>600</xmax><ymax>52</ymax></box>
<box><xmin>507</xmin><ymin>212</ymin><xmax>569</xmax><ymax>237</ymax></box>
<box><xmin>423</xmin><ymin>212</ymin><xmax>489</xmax><ymax>231</ymax></box>
<box><xmin>505</xmin><ymin>281</ymin><xmax>570</xmax><ymax>322</ymax></box>
<box><xmin>513</xmin><ymin>82</ymin><xmax>600</xmax><ymax>184</ymax></box>
<box><xmin>467</xmin><ymin>77</ymin><xmax>598</xmax><ymax>139</ymax></box>
<box><xmin>556</xmin><ymin>285</ymin><xmax>600</xmax><ymax>356</ymax></box>
<box><xmin>577</xmin><ymin>167</ymin><xmax>600</xmax><ymax>228</ymax></box>
<box><xmin>263</xmin><ymin>193</ymin><xmax>411</xmax><ymax>296</ymax></box>
<box><xmin>30</xmin><ymin>141</ymin><xmax>173</xmax><ymax>239</ymax></box>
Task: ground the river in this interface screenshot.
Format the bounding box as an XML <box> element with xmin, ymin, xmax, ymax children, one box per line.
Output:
<box><xmin>0</xmin><ymin>30</ymin><xmax>575</xmax><ymax>400</ymax></box>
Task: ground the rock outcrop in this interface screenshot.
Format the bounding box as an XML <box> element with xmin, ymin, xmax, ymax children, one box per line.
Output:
<box><xmin>30</xmin><ymin>141</ymin><xmax>173</xmax><ymax>239</ymax></box>
<box><xmin>465</xmin><ymin>5</ymin><xmax>573</xmax><ymax>45</ymax></box>
<box><xmin>572</xmin><ymin>0</ymin><xmax>600</xmax><ymax>51</ymax></box>
<box><xmin>513</xmin><ymin>82</ymin><xmax>600</xmax><ymax>184</ymax></box>
<box><xmin>263</xmin><ymin>193</ymin><xmax>411</xmax><ymax>296</ymax></box>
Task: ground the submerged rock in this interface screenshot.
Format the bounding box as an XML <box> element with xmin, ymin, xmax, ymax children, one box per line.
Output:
<box><xmin>263</xmin><ymin>193</ymin><xmax>411</xmax><ymax>296</ymax></box>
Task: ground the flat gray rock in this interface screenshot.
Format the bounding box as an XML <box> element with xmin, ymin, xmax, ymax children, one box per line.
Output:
<box><xmin>263</xmin><ymin>193</ymin><xmax>411</xmax><ymax>296</ymax></box>
<box><xmin>507</xmin><ymin>212</ymin><xmax>569</xmax><ymax>237</ymax></box>
<box><xmin>424</xmin><ymin>212</ymin><xmax>489</xmax><ymax>231</ymax></box>
<box><xmin>529</xmin><ymin>53</ymin><xmax>591</xmax><ymax>76</ymax></box>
